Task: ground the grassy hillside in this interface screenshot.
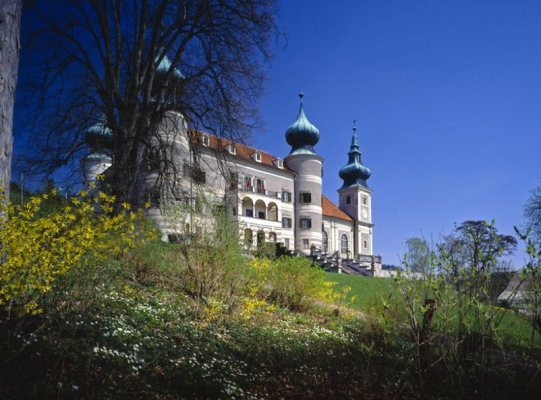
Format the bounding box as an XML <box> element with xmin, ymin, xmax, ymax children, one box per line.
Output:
<box><xmin>1</xmin><ymin>189</ymin><xmax>540</xmax><ymax>399</ymax></box>
<box><xmin>326</xmin><ymin>273</ymin><xmax>395</xmax><ymax>310</ymax></box>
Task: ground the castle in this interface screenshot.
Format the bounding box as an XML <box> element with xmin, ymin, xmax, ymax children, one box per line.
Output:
<box><xmin>83</xmin><ymin>88</ymin><xmax>382</xmax><ymax>275</ymax></box>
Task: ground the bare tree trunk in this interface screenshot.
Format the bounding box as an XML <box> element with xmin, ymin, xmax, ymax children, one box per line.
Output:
<box><xmin>0</xmin><ymin>0</ymin><xmax>22</xmax><ymax>201</ymax></box>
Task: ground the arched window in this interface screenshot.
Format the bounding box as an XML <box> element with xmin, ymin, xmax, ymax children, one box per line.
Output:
<box><xmin>322</xmin><ymin>230</ymin><xmax>328</xmax><ymax>253</ymax></box>
<box><xmin>269</xmin><ymin>232</ymin><xmax>277</xmax><ymax>242</ymax></box>
<box><xmin>244</xmin><ymin>229</ymin><xmax>253</xmax><ymax>247</ymax></box>
<box><xmin>340</xmin><ymin>234</ymin><xmax>348</xmax><ymax>254</ymax></box>
<box><xmin>242</xmin><ymin>197</ymin><xmax>253</xmax><ymax>217</ymax></box>
<box><xmin>255</xmin><ymin>200</ymin><xmax>266</xmax><ymax>220</ymax></box>
<box><xmin>257</xmin><ymin>230</ymin><xmax>265</xmax><ymax>247</ymax></box>
<box><xmin>267</xmin><ymin>202</ymin><xmax>278</xmax><ymax>222</ymax></box>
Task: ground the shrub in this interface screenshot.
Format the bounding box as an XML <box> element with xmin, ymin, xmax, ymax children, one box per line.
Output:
<box><xmin>0</xmin><ymin>188</ymin><xmax>155</xmax><ymax>315</ymax></box>
<box><xmin>249</xmin><ymin>257</ymin><xmax>344</xmax><ymax>311</ymax></box>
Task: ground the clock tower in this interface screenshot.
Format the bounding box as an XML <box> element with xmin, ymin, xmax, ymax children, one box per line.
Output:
<box><xmin>338</xmin><ymin>122</ymin><xmax>374</xmax><ymax>256</ymax></box>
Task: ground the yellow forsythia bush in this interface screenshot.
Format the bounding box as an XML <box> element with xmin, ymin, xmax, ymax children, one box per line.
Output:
<box><xmin>0</xmin><ymin>188</ymin><xmax>156</xmax><ymax>314</ymax></box>
<box><xmin>249</xmin><ymin>257</ymin><xmax>346</xmax><ymax>310</ymax></box>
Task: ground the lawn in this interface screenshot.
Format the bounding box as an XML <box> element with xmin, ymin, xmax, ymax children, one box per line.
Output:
<box><xmin>326</xmin><ymin>272</ymin><xmax>395</xmax><ymax>310</ymax></box>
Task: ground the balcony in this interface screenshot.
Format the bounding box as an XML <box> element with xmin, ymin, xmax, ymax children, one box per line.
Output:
<box><xmin>233</xmin><ymin>184</ymin><xmax>282</xmax><ymax>200</ymax></box>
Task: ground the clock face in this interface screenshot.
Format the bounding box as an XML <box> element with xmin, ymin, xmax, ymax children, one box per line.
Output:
<box><xmin>362</xmin><ymin>209</ymin><xmax>368</xmax><ymax>219</ymax></box>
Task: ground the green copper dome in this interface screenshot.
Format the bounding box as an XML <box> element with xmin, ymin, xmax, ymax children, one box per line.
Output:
<box><xmin>156</xmin><ymin>51</ymin><xmax>185</xmax><ymax>80</ymax></box>
<box><xmin>285</xmin><ymin>93</ymin><xmax>320</xmax><ymax>155</ymax></box>
<box><xmin>85</xmin><ymin>151</ymin><xmax>112</xmax><ymax>162</ymax></box>
<box><xmin>339</xmin><ymin>122</ymin><xmax>371</xmax><ymax>188</ymax></box>
<box><xmin>86</xmin><ymin>117</ymin><xmax>113</xmax><ymax>150</ymax></box>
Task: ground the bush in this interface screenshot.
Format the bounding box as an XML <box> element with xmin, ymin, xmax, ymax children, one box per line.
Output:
<box><xmin>0</xmin><ymin>188</ymin><xmax>155</xmax><ymax>315</ymax></box>
<box><xmin>249</xmin><ymin>257</ymin><xmax>344</xmax><ymax>311</ymax></box>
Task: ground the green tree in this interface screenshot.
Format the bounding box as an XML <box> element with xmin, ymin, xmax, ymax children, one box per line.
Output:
<box><xmin>440</xmin><ymin>220</ymin><xmax>517</xmax><ymax>300</ymax></box>
<box><xmin>404</xmin><ymin>237</ymin><xmax>431</xmax><ymax>274</ymax></box>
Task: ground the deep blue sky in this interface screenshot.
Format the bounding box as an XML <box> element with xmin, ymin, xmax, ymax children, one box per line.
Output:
<box><xmin>253</xmin><ymin>0</ymin><xmax>541</xmax><ymax>266</ymax></box>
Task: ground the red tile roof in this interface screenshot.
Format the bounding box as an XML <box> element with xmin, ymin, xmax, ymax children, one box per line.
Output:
<box><xmin>322</xmin><ymin>195</ymin><xmax>353</xmax><ymax>222</ymax></box>
<box><xmin>190</xmin><ymin>130</ymin><xmax>293</xmax><ymax>174</ymax></box>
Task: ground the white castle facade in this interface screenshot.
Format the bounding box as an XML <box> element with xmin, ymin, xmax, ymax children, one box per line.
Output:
<box><xmin>83</xmin><ymin>93</ymin><xmax>382</xmax><ymax>275</ymax></box>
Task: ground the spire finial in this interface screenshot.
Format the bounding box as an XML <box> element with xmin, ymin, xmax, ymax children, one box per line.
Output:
<box><xmin>299</xmin><ymin>92</ymin><xmax>304</xmax><ymax>103</ymax></box>
<box><xmin>353</xmin><ymin>119</ymin><xmax>357</xmax><ymax>133</ymax></box>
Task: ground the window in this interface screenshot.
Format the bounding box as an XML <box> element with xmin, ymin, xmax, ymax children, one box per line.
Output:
<box><xmin>183</xmin><ymin>163</ymin><xmax>206</xmax><ymax>184</ymax></box>
<box><xmin>282</xmin><ymin>190</ymin><xmax>292</xmax><ymax>202</ymax></box>
<box><xmin>228</xmin><ymin>143</ymin><xmax>236</xmax><ymax>154</ymax></box>
<box><xmin>232</xmin><ymin>207</ymin><xmax>237</xmax><ymax>216</ymax></box>
<box><xmin>282</xmin><ymin>217</ymin><xmax>292</xmax><ymax>228</ymax></box>
<box><xmin>257</xmin><ymin>230</ymin><xmax>265</xmax><ymax>246</ymax></box>
<box><xmin>300</xmin><ymin>218</ymin><xmax>312</xmax><ymax>229</ymax></box>
<box><xmin>194</xmin><ymin>197</ymin><xmax>203</xmax><ymax>213</ymax></box>
<box><xmin>255</xmin><ymin>178</ymin><xmax>266</xmax><ymax>194</ymax></box>
<box><xmin>213</xmin><ymin>204</ymin><xmax>224</xmax><ymax>216</ymax></box>
<box><xmin>299</xmin><ymin>192</ymin><xmax>311</xmax><ymax>204</ymax></box>
<box><xmin>245</xmin><ymin>209</ymin><xmax>253</xmax><ymax>217</ymax></box>
<box><xmin>303</xmin><ymin>239</ymin><xmax>310</xmax><ymax>249</ymax></box>
<box><xmin>244</xmin><ymin>176</ymin><xmax>253</xmax><ymax>191</ymax></box>
<box><xmin>322</xmin><ymin>230</ymin><xmax>328</xmax><ymax>253</ymax></box>
<box><xmin>254</xmin><ymin>152</ymin><xmax>262</xmax><ymax>162</ymax></box>
<box><xmin>362</xmin><ymin>196</ymin><xmax>368</xmax><ymax>205</ymax></box>
<box><xmin>363</xmin><ymin>240</ymin><xmax>368</xmax><ymax>249</ymax></box>
<box><xmin>275</xmin><ymin>158</ymin><xmax>283</xmax><ymax>168</ymax></box>
<box><xmin>229</xmin><ymin>172</ymin><xmax>239</xmax><ymax>190</ymax></box>
<box><xmin>346</xmin><ymin>195</ymin><xmax>351</xmax><ymax>205</ymax></box>
<box><xmin>284</xmin><ymin>238</ymin><xmax>290</xmax><ymax>249</ymax></box>
<box><xmin>258</xmin><ymin>211</ymin><xmax>265</xmax><ymax>219</ymax></box>
<box><xmin>201</xmin><ymin>135</ymin><xmax>209</xmax><ymax>146</ymax></box>
<box><xmin>244</xmin><ymin>229</ymin><xmax>253</xmax><ymax>247</ymax></box>
<box><xmin>340</xmin><ymin>234</ymin><xmax>349</xmax><ymax>254</ymax></box>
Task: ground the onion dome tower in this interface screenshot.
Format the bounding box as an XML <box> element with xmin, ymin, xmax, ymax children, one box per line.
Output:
<box><xmin>85</xmin><ymin>117</ymin><xmax>113</xmax><ymax>151</ymax></box>
<box><xmin>339</xmin><ymin>122</ymin><xmax>371</xmax><ymax>188</ymax></box>
<box><xmin>285</xmin><ymin>93</ymin><xmax>320</xmax><ymax>155</ymax></box>
<box><xmin>153</xmin><ymin>50</ymin><xmax>185</xmax><ymax>107</ymax></box>
<box><xmin>156</xmin><ymin>51</ymin><xmax>185</xmax><ymax>81</ymax></box>
<box><xmin>82</xmin><ymin>117</ymin><xmax>112</xmax><ymax>187</ymax></box>
<box><xmin>338</xmin><ymin>121</ymin><xmax>374</xmax><ymax>256</ymax></box>
<box><xmin>284</xmin><ymin>93</ymin><xmax>323</xmax><ymax>254</ymax></box>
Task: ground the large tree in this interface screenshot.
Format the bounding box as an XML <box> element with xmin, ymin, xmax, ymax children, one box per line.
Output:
<box><xmin>0</xmin><ymin>0</ymin><xmax>22</xmax><ymax>201</ymax></box>
<box><xmin>18</xmin><ymin>0</ymin><xmax>276</xmax><ymax>204</ymax></box>
<box><xmin>439</xmin><ymin>220</ymin><xmax>517</xmax><ymax>297</ymax></box>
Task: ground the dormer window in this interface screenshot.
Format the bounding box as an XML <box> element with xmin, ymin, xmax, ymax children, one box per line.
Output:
<box><xmin>253</xmin><ymin>152</ymin><xmax>262</xmax><ymax>162</ymax></box>
<box><xmin>201</xmin><ymin>135</ymin><xmax>209</xmax><ymax>146</ymax></box>
<box><xmin>227</xmin><ymin>143</ymin><xmax>236</xmax><ymax>155</ymax></box>
<box><xmin>274</xmin><ymin>158</ymin><xmax>284</xmax><ymax>169</ymax></box>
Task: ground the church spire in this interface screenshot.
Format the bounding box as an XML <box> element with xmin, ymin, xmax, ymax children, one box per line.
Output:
<box><xmin>339</xmin><ymin>120</ymin><xmax>371</xmax><ymax>188</ymax></box>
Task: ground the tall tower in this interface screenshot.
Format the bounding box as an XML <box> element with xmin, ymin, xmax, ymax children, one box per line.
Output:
<box><xmin>284</xmin><ymin>93</ymin><xmax>323</xmax><ymax>254</ymax></box>
<box><xmin>338</xmin><ymin>121</ymin><xmax>373</xmax><ymax>256</ymax></box>
<box><xmin>82</xmin><ymin>118</ymin><xmax>112</xmax><ymax>187</ymax></box>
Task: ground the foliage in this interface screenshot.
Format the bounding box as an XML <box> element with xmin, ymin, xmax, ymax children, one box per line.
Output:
<box><xmin>389</xmin><ymin>221</ymin><xmax>539</xmax><ymax>398</ymax></box>
<box><xmin>0</xmin><ymin>188</ymin><xmax>155</xmax><ymax>315</ymax></box>
<box><xmin>248</xmin><ymin>257</ymin><xmax>347</xmax><ymax>312</ymax></box>
<box><xmin>163</xmin><ymin>198</ymin><xmax>247</xmax><ymax>315</ymax></box>
<box><xmin>524</xmin><ymin>181</ymin><xmax>541</xmax><ymax>244</ymax></box>
<box><xmin>439</xmin><ymin>220</ymin><xmax>516</xmax><ymax>296</ymax></box>
<box><xmin>404</xmin><ymin>237</ymin><xmax>432</xmax><ymax>274</ymax></box>
<box><xmin>515</xmin><ymin>227</ymin><xmax>541</xmax><ymax>345</ymax></box>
